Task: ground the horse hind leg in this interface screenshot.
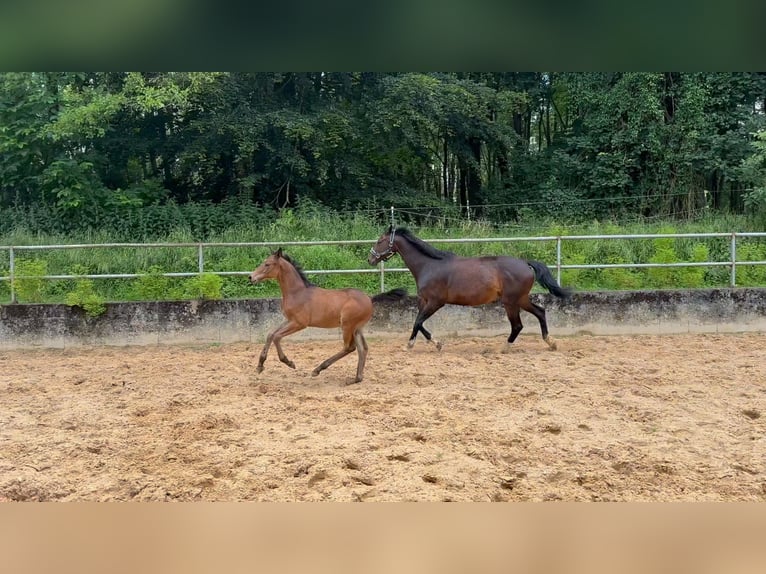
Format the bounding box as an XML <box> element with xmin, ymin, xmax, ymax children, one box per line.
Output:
<box><xmin>311</xmin><ymin>322</ymin><xmax>357</xmax><ymax>379</ymax></box>
<box><xmin>351</xmin><ymin>330</ymin><xmax>367</xmax><ymax>384</ymax></box>
<box><xmin>520</xmin><ymin>297</ymin><xmax>557</xmax><ymax>351</ymax></box>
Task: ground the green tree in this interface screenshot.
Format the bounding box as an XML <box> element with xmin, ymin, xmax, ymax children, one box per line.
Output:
<box><xmin>2</xmin><ymin>72</ymin><xmax>766</xmax><ymax>227</ymax></box>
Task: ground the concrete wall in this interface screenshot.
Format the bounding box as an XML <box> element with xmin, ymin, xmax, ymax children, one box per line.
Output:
<box><xmin>1</xmin><ymin>288</ymin><xmax>765</xmax><ymax>350</ymax></box>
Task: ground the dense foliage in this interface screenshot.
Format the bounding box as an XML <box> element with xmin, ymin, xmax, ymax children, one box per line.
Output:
<box><xmin>3</xmin><ymin>72</ymin><xmax>766</xmax><ymax>306</ymax></box>
<box><xmin>3</xmin><ymin>72</ymin><xmax>766</xmax><ymax>234</ymax></box>
<box><xmin>2</xmin><ymin>206</ymin><xmax>765</xmax><ymax>307</ymax></box>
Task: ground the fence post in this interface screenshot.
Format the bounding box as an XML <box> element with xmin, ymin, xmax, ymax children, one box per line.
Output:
<box><xmin>556</xmin><ymin>236</ymin><xmax>562</xmax><ymax>285</ymax></box>
<box><xmin>9</xmin><ymin>246</ymin><xmax>16</xmax><ymax>303</ymax></box>
<box><xmin>198</xmin><ymin>243</ymin><xmax>204</xmax><ymax>275</ymax></box>
<box><xmin>730</xmin><ymin>232</ymin><xmax>736</xmax><ymax>287</ymax></box>
<box><xmin>379</xmin><ymin>262</ymin><xmax>385</xmax><ymax>293</ymax></box>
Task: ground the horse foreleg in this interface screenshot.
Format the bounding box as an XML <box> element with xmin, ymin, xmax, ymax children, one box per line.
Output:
<box><xmin>504</xmin><ymin>303</ymin><xmax>523</xmax><ymax>344</ymax></box>
<box><xmin>257</xmin><ymin>326</ymin><xmax>280</xmax><ymax>373</ymax></box>
<box><xmin>408</xmin><ymin>303</ymin><xmax>444</xmax><ymax>350</ymax></box>
<box><xmin>417</xmin><ymin>325</ymin><xmax>443</xmax><ymax>350</ymax></box>
<box><xmin>273</xmin><ymin>321</ymin><xmax>306</xmax><ymax>367</ymax></box>
<box><xmin>258</xmin><ymin>320</ymin><xmax>304</xmax><ymax>373</ymax></box>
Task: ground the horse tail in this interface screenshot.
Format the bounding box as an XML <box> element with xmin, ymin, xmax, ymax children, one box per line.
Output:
<box><xmin>527</xmin><ymin>260</ymin><xmax>572</xmax><ymax>299</ymax></box>
<box><xmin>371</xmin><ymin>288</ymin><xmax>408</xmax><ymax>303</ymax></box>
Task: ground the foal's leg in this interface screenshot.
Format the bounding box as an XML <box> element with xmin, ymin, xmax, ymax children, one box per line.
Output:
<box><xmin>352</xmin><ymin>330</ymin><xmax>368</xmax><ymax>384</ymax></box>
<box><xmin>311</xmin><ymin>327</ymin><xmax>356</xmax><ymax>379</ymax></box>
<box><xmin>408</xmin><ymin>301</ymin><xmax>444</xmax><ymax>350</ymax></box>
<box><xmin>519</xmin><ymin>296</ymin><xmax>557</xmax><ymax>350</ymax></box>
<box><xmin>257</xmin><ymin>320</ymin><xmax>304</xmax><ymax>373</ymax></box>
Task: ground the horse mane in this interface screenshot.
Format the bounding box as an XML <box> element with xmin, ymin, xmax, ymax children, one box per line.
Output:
<box><xmin>279</xmin><ymin>252</ymin><xmax>315</xmax><ymax>287</ymax></box>
<box><xmin>395</xmin><ymin>227</ymin><xmax>456</xmax><ymax>260</ymax></box>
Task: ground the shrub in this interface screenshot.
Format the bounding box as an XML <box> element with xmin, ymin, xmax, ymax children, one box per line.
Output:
<box><xmin>182</xmin><ymin>273</ymin><xmax>223</xmax><ymax>300</ymax></box>
<box><xmin>65</xmin><ymin>268</ymin><xmax>106</xmax><ymax>317</ymax></box>
<box><xmin>648</xmin><ymin>237</ymin><xmax>709</xmax><ymax>289</ymax></box>
<box><xmin>131</xmin><ymin>265</ymin><xmax>171</xmax><ymax>301</ymax></box>
<box><xmin>600</xmin><ymin>254</ymin><xmax>642</xmax><ymax>291</ymax></box>
<box><xmin>13</xmin><ymin>258</ymin><xmax>48</xmax><ymax>302</ymax></box>
<box><xmin>679</xmin><ymin>243</ymin><xmax>710</xmax><ymax>288</ymax></box>
<box><xmin>0</xmin><ymin>260</ymin><xmax>9</xmax><ymax>301</ymax></box>
<box><xmin>736</xmin><ymin>243</ymin><xmax>766</xmax><ymax>286</ymax></box>
<box><xmin>561</xmin><ymin>252</ymin><xmax>587</xmax><ymax>290</ymax></box>
<box><xmin>647</xmin><ymin>232</ymin><xmax>679</xmax><ymax>288</ymax></box>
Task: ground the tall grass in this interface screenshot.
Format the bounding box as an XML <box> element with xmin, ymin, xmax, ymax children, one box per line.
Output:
<box><xmin>1</xmin><ymin>203</ymin><xmax>765</xmax><ymax>304</ymax></box>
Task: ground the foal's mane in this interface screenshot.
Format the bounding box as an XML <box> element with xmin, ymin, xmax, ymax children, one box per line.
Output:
<box><xmin>395</xmin><ymin>227</ymin><xmax>456</xmax><ymax>260</ymax></box>
<box><xmin>278</xmin><ymin>252</ymin><xmax>315</xmax><ymax>287</ymax></box>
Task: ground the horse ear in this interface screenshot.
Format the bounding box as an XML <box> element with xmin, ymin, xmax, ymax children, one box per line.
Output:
<box><xmin>275</xmin><ymin>247</ymin><xmax>283</xmax><ymax>258</ymax></box>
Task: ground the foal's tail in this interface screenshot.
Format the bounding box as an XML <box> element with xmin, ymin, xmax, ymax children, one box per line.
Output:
<box><xmin>371</xmin><ymin>288</ymin><xmax>408</xmax><ymax>303</ymax></box>
<box><xmin>527</xmin><ymin>260</ymin><xmax>572</xmax><ymax>299</ymax></box>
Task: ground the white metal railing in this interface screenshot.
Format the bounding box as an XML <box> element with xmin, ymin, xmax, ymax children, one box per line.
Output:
<box><xmin>2</xmin><ymin>232</ymin><xmax>766</xmax><ymax>303</ymax></box>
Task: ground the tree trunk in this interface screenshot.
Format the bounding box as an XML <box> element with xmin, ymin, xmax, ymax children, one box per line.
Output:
<box><xmin>709</xmin><ymin>170</ymin><xmax>722</xmax><ymax>210</ymax></box>
<box><xmin>465</xmin><ymin>136</ymin><xmax>482</xmax><ymax>209</ymax></box>
<box><xmin>442</xmin><ymin>136</ymin><xmax>449</xmax><ymax>201</ymax></box>
<box><xmin>458</xmin><ymin>170</ymin><xmax>468</xmax><ymax>208</ymax></box>
<box><xmin>449</xmin><ymin>156</ymin><xmax>457</xmax><ymax>202</ymax></box>
<box><xmin>513</xmin><ymin>112</ymin><xmax>523</xmax><ymax>142</ymax></box>
<box><xmin>545</xmin><ymin>100</ymin><xmax>552</xmax><ymax>147</ymax></box>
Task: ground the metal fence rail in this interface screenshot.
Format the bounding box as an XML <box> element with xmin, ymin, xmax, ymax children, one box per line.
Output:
<box><xmin>2</xmin><ymin>232</ymin><xmax>766</xmax><ymax>303</ymax></box>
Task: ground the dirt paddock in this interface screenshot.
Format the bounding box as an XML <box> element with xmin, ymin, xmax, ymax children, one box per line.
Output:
<box><xmin>1</xmin><ymin>332</ymin><xmax>765</xmax><ymax>501</ymax></box>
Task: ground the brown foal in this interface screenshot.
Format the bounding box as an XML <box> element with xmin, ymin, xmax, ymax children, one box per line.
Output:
<box><xmin>250</xmin><ymin>248</ymin><xmax>405</xmax><ymax>384</ymax></box>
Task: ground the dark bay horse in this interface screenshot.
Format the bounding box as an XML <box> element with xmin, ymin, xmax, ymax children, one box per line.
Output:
<box><xmin>250</xmin><ymin>248</ymin><xmax>406</xmax><ymax>384</ymax></box>
<box><xmin>368</xmin><ymin>226</ymin><xmax>571</xmax><ymax>350</ymax></box>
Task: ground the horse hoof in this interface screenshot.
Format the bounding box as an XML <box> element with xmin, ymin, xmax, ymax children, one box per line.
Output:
<box><xmin>256</xmin><ymin>365</ymin><xmax>264</xmax><ymax>374</ymax></box>
<box><xmin>347</xmin><ymin>378</ymin><xmax>362</xmax><ymax>385</ymax></box>
<box><xmin>285</xmin><ymin>361</ymin><xmax>295</xmax><ymax>369</ymax></box>
<box><xmin>311</xmin><ymin>369</ymin><xmax>320</xmax><ymax>377</ymax></box>
<box><xmin>545</xmin><ymin>337</ymin><xmax>558</xmax><ymax>351</ymax></box>
<box><xmin>435</xmin><ymin>341</ymin><xmax>443</xmax><ymax>351</ymax></box>
<box><xmin>407</xmin><ymin>340</ymin><xmax>415</xmax><ymax>349</ymax></box>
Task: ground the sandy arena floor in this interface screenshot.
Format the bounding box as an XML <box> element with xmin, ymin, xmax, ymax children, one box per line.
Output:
<box><xmin>1</xmin><ymin>332</ymin><xmax>765</xmax><ymax>501</ymax></box>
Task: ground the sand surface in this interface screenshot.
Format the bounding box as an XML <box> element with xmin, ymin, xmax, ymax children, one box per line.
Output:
<box><xmin>1</xmin><ymin>332</ymin><xmax>765</xmax><ymax>501</ymax></box>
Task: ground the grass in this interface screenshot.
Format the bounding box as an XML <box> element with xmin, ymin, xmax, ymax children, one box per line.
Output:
<box><xmin>1</xmin><ymin>208</ymin><xmax>765</xmax><ymax>304</ymax></box>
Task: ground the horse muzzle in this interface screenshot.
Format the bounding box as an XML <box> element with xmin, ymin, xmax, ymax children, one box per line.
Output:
<box><xmin>368</xmin><ymin>248</ymin><xmax>394</xmax><ymax>265</ymax></box>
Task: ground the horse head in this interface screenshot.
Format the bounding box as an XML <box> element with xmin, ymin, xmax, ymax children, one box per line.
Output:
<box><xmin>368</xmin><ymin>226</ymin><xmax>397</xmax><ymax>265</ymax></box>
<box><xmin>250</xmin><ymin>248</ymin><xmax>283</xmax><ymax>283</ymax></box>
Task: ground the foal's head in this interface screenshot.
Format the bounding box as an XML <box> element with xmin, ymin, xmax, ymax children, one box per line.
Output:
<box><xmin>368</xmin><ymin>225</ymin><xmax>398</xmax><ymax>265</ymax></box>
<box><xmin>250</xmin><ymin>248</ymin><xmax>285</xmax><ymax>284</ymax></box>
<box><xmin>250</xmin><ymin>249</ymin><xmax>314</xmax><ymax>287</ymax></box>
